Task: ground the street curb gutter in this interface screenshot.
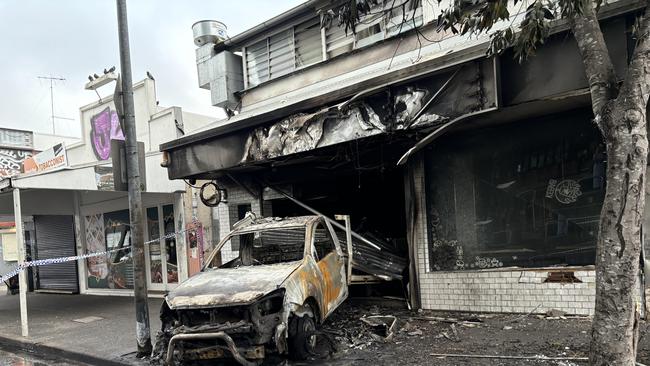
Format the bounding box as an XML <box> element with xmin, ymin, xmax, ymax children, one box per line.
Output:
<box><xmin>0</xmin><ymin>334</ymin><xmax>136</xmax><ymax>366</ymax></box>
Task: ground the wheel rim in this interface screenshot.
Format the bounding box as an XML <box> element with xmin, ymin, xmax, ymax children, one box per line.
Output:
<box><xmin>305</xmin><ymin>320</ymin><xmax>316</xmax><ymax>349</ymax></box>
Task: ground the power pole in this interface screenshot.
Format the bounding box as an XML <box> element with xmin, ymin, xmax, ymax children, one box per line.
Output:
<box><xmin>115</xmin><ymin>0</ymin><xmax>152</xmax><ymax>356</ymax></box>
<box><xmin>37</xmin><ymin>75</ymin><xmax>66</xmax><ymax>134</ymax></box>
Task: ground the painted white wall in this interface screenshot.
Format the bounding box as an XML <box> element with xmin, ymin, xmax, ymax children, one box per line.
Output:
<box><xmin>18</xmin><ymin>78</ymin><xmax>212</xmax><ymax>194</ymax></box>
<box><xmin>13</xmin><ymin>166</ymin><xmax>98</xmax><ymax>191</ymax></box>
<box><xmin>182</xmin><ymin>110</ymin><xmax>217</xmax><ymax>135</ymax></box>
<box><xmin>32</xmin><ymin>133</ymin><xmax>80</xmax><ymax>152</ymax></box>
<box><xmin>147</xmin><ymin>107</ymin><xmax>186</xmax><ymax>193</ymax></box>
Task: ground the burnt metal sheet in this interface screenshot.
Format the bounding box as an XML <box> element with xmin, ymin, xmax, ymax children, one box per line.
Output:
<box><xmin>165</xmin><ymin>133</ymin><xmax>248</xmax><ymax>180</ymax></box>
<box><xmin>164</xmin><ymin>59</ymin><xmax>497</xmax><ymax>180</ymax></box>
<box><xmin>232</xmin><ymin>215</ymin><xmax>319</xmax><ymax>233</ymax></box>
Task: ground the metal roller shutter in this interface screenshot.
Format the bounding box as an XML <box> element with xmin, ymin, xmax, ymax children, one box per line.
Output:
<box><xmin>34</xmin><ymin>215</ymin><xmax>78</xmax><ymax>293</ymax></box>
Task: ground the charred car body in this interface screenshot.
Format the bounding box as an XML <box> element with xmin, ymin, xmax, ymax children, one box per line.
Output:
<box><xmin>153</xmin><ymin>215</ymin><xmax>349</xmax><ymax>365</ymax></box>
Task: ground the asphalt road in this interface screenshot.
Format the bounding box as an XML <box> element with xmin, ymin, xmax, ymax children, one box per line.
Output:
<box><xmin>0</xmin><ymin>349</ymin><xmax>90</xmax><ymax>366</ymax></box>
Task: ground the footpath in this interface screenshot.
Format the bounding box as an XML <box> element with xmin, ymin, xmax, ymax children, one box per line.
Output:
<box><xmin>0</xmin><ymin>291</ymin><xmax>162</xmax><ymax>365</ymax></box>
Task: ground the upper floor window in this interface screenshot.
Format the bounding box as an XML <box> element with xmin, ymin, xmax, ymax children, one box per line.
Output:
<box><xmin>245</xmin><ymin>17</ymin><xmax>323</xmax><ymax>88</ymax></box>
<box><xmin>243</xmin><ymin>0</ymin><xmax>424</xmax><ymax>88</ymax></box>
<box><xmin>324</xmin><ymin>0</ymin><xmax>423</xmax><ymax>58</ymax></box>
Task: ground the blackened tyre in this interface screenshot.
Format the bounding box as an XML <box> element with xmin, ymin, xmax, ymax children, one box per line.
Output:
<box><xmin>288</xmin><ymin>310</ymin><xmax>317</xmax><ymax>360</ymax></box>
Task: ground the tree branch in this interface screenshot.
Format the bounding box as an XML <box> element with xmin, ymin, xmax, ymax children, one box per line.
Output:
<box><xmin>569</xmin><ymin>1</ymin><xmax>618</xmax><ymax>120</ymax></box>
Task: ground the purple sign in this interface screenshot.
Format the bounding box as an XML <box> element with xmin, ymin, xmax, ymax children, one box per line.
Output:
<box><xmin>90</xmin><ymin>107</ymin><xmax>124</xmax><ymax>160</ymax></box>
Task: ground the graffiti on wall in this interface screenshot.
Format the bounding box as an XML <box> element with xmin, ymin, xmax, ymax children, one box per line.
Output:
<box><xmin>0</xmin><ymin>149</ymin><xmax>32</xmax><ymax>177</ymax></box>
<box><xmin>85</xmin><ymin>214</ymin><xmax>109</xmax><ymax>288</ymax></box>
<box><xmin>90</xmin><ymin>107</ymin><xmax>124</xmax><ymax>161</ymax></box>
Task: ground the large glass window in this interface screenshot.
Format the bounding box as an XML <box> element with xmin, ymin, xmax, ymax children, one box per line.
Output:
<box><xmin>85</xmin><ymin>210</ymin><xmax>133</xmax><ymax>289</ymax></box>
<box><xmin>425</xmin><ymin>113</ymin><xmax>604</xmax><ymax>271</ymax></box>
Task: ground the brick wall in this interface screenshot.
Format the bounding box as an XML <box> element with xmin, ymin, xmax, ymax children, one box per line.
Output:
<box><xmin>410</xmin><ymin>154</ymin><xmax>596</xmax><ymax>315</ymax></box>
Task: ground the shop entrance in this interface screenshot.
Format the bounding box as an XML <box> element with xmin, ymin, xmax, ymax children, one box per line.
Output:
<box><xmin>246</xmin><ymin>135</ymin><xmax>414</xmax><ymax>295</ymax></box>
<box><xmin>270</xmin><ymin>168</ymin><xmax>406</xmax><ymax>244</ymax></box>
<box><xmin>144</xmin><ymin>204</ymin><xmax>179</xmax><ymax>290</ymax></box>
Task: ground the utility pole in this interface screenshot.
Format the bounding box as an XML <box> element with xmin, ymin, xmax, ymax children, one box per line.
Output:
<box><xmin>115</xmin><ymin>0</ymin><xmax>152</xmax><ymax>356</ymax></box>
<box><xmin>37</xmin><ymin>75</ymin><xmax>66</xmax><ymax>135</ymax></box>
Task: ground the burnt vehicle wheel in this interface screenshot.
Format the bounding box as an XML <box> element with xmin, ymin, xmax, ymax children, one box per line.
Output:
<box><xmin>288</xmin><ymin>310</ymin><xmax>317</xmax><ymax>360</ymax></box>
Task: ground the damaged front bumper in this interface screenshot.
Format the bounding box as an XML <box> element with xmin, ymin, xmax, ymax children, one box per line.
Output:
<box><xmin>166</xmin><ymin>331</ymin><xmax>264</xmax><ymax>366</ymax></box>
<box><xmin>160</xmin><ymin>290</ymin><xmax>289</xmax><ymax>365</ymax></box>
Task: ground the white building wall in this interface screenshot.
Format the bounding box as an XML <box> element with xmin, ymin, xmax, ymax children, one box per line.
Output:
<box><xmin>412</xmin><ymin>155</ymin><xmax>597</xmax><ymax>316</ymax></box>
<box><xmin>32</xmin><ymin>133</ymin><xmax>79</xmax><ymax>151</ymax></box>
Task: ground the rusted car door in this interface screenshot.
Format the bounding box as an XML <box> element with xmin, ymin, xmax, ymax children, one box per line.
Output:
<box><xmin>310</xmin><ymin>219</ymin><xmax>348</xmax><ymax>318</ymax></box>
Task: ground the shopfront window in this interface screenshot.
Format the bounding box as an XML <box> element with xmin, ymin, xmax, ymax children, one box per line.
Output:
<box><xmin>425</xmin><ymin>113</ymin><xmax>604</xmax><ymax>271</ymax></box>
<box><xmin>86</xmin><ymin>210</ymin><xmax>134</xmax><ymax>289</ymax></box>
<box><xmin>147</xmin><ymin>207</ymin><xmax>162</xmax><ymax>284</ymax></box>
<box><xmin>163</xmin><ymin>204</ymin><xmax>178</xmax><ymax>283</ymax></box>
<box><xmin>104</xmin><ymin>210</ymin><xmax>133</xmax><ymax>289</ymax></box>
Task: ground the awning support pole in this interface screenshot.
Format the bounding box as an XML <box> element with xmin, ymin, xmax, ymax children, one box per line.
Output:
<box><xmin>13</xmin><ymin>188</ymin><xmax>28</xmax><ymax>337</ymax></box>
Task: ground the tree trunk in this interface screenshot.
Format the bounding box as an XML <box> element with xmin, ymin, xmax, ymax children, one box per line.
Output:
<box><xmin>589</xmin><ymin>100</ymin><xmax>647</xmax><ymax>366</ymax></box>
<box><xmin>569</xmin><ymin>1</ymin><xmax>650</xmax><ymax>364</ymax></box>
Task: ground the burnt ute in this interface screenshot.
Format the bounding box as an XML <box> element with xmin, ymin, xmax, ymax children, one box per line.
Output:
<box><xmin>152</xmin><ymin>215</ymin><xmax>350</xmax><ymax>365</ymax></box>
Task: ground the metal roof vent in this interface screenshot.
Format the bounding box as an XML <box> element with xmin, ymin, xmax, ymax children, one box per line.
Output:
<box><xmin>192</xmin><ymin>20</ymin><xmax>227</xmax><ymax>47</ymax></box>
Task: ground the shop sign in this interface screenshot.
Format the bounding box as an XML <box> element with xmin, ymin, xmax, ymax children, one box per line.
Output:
<box><xmin>23</xmin><ymin>143</ymin><xmax>68</xmax><ymax>174</ymax></box>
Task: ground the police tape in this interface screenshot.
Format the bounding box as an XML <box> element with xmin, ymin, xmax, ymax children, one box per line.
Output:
<box><xmin>1</xmin><ymin>220</ymin><xmax>205</xmax><ymax>284</ymax></box>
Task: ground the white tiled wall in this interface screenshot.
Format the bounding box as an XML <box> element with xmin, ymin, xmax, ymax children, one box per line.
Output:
<box><xmin>410</xmin><ymin>155</ymin><xmax>596</xmax><ymax>316</ymax></box>
<box><xmin>418</xmin><ymin>269</ymin><xmax>596</xmax><ymax>315</ymax></box>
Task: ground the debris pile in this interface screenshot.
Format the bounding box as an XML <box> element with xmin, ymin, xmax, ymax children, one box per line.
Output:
<box><xmin>317</xmin><ymin>302</ymin><xmax>606</xmax><ymax>365</ymax></box>
<box><xmin>323</xmin><ymin>305</ymin><xmax>389</xmax><ymax>350</ymax></box>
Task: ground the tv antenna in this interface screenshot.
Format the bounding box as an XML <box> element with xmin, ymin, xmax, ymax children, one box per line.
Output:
<box><xmin>37</xmin><ymin>75</ymin><xmax>73</xmax><ymax>135</ymax></box>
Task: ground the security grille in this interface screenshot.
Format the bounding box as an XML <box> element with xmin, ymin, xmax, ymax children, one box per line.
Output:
<box><xmin>33</xmin><ymin>215</ymin><xmax>78</xmax><ymax>293</ymax></box>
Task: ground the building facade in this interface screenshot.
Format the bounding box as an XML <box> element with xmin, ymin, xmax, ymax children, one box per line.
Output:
<box><xmin>0</xmin><ymin>128</ymin><xmax>80</xmax><ymax>288</ymax></box>
<box><xmin>0</xmin><ymin>77</ymin><xmax>215</xmax><ymax>295</ymax></box>
<box><xmin>159</xmin><ymin>0</ymin><xmax>647</xmax><ymax>315</ymax></box>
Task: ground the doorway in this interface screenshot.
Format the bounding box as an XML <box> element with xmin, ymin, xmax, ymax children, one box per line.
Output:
<box><xmin>145</xmin><ymin>204</ymin><xmax>179</xmax><ymax>290</ymax></box>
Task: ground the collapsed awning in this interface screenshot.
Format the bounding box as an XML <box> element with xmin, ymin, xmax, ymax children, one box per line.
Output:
<box><xmin>161</xmin><ymin>58</ymin><xmax>499</xmax><ymax>180</ymax></box>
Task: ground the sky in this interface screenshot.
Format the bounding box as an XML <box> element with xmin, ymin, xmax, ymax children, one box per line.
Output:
<box><xmin>0</xmin><ymin>0</ymin><xmax>304</xmax><ymax>137</ymax></box>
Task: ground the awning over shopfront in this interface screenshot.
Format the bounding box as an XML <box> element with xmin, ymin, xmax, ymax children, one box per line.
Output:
<box><xmin>160</xmin><ymin>58</ymin><xmax>499</xmax><ymax>180</ymax></box>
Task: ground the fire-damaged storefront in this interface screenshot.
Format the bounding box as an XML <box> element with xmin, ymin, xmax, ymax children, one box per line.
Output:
<box><xmin>162</xmin><ymin>57</ymin><xmax>498</xmax><ymax>300</ymax></box>
<box><xmin>161</xmin><ymin>9</ymin><xmax>637</xmax><ymax>315</ymax></box>
<box><xmin>425</xmin><ymin>112</ymin><xmax>603</xmax><ymax>273</ymax></box>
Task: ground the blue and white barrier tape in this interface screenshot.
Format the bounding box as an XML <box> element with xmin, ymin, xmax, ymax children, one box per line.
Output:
<box><xmin>1</xmin><ymin>221</ymin><xmax>203</xmax><ymax>284</ymax></box>
<box><xmin>1</xmin><ymin>246</ymin><xmax>129</xmax><ymax>283</ymax></box>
